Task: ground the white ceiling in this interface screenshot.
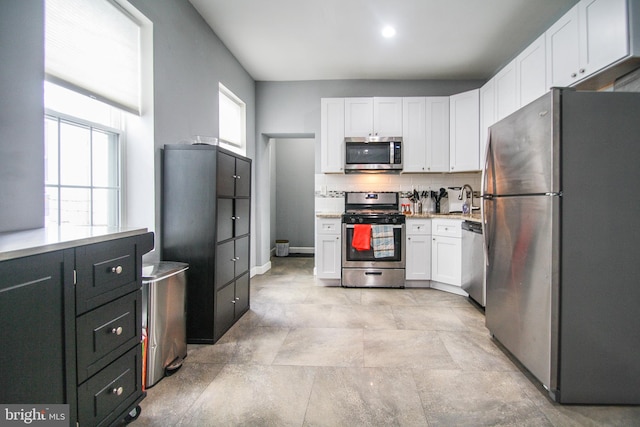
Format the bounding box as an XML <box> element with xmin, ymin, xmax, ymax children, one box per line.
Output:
<box><xmin>189</xmin><ymin>0</ymin><xmax>579</xmax><ymax>82</ymax></box>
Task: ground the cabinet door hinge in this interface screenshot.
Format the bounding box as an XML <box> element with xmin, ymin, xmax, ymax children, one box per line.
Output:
<box><xmin>73</xmin><ymin>269</ymin><xmax>77</xmax><ymax>285</ymax></box>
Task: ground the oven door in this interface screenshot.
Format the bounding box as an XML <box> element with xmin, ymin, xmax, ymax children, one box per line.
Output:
<box><xmin>342</xmin><ymin>223</ymin><xmax>405</xmax><ymax>268</ymax></box>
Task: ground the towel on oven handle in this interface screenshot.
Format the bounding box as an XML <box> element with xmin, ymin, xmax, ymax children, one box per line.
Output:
<box><xmin>372</xmin><ymin>225</ymin><xmax>394</xmax><ymax>258</ymax></box>
<box><xmin>352</xmin><ymin>224</ymin><xmax>371</xmax><ymax>251</ymax></box>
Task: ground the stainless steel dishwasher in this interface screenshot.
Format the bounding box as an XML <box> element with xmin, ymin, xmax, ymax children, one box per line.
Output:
<box><xmin>142</xmin><ymin>261</ymin><xmax>189</xmax><ymax>388</ymax></box>
<box><xmin>461</xmin><ymin>220</ymin><xmax>485</xmax><ymax>307</ymax></box>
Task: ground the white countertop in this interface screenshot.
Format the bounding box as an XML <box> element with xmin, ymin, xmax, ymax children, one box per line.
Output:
<box><xmin>0</xmin><ymin>226</ymin><xmax>150</xmax><ymax>261</ymax></box>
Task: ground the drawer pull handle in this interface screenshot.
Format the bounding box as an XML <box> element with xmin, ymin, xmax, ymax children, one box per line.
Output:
<box><xmin>231</xmin><ymin>300</ymin><xmax>236</xmax><ymax>304</ymax></box>
<box><xmin>111</xmin><ymin>265</ymin><xmax>123</xmax><ymax>274</ymax></box>
<box><xmin>112</xmin><ymin>386</ymin><xmax>124</xmax><ymax>396</ymax></box>
<box><xmin>236</xmin><ymin>297</ymin><xmax>240</xmax><ymax>300</ymax></box>
<box><xmin>111</xmin><ymin>326</ymin><xmax>123</xmax><ymax>336</ymax></box>
<box><xmin>231</xmin><ymin>258</ymin><xmax>236</xmax><ymax>262</ymax></box>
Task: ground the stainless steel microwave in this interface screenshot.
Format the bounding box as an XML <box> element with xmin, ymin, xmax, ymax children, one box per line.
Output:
<box><xmin>344</xmin><ymin>137</ymin><xmax>402</xmax><ymax>173</ymax></box>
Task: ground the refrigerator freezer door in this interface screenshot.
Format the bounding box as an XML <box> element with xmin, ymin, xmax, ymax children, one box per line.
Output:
<box><xmin>486</xmin><ymin>91</ymin><xmax>559</xmax><ymax>196</ymax></box>
<box><xmin>484</xmin><ymin>194</ymin><xmax>559</xmax><ymax>391</ymax></box>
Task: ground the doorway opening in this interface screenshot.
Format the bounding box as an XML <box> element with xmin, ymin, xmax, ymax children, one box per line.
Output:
<box><xmin>269</xmin><ymin>137</ymin><xmax>315</xmax><ymax>257</ymax></box>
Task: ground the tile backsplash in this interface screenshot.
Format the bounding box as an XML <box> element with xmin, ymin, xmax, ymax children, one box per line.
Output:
<box><xmin>314</xmin><ymin>172</ymin><xmax>482</xmax><ymax>213</ymax></box>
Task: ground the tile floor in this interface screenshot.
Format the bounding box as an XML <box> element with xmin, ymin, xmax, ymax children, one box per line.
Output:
<box><xmin>133</xmin><ymin>257</ymin><xmax>640</xmax><ymax>426</ymax></box>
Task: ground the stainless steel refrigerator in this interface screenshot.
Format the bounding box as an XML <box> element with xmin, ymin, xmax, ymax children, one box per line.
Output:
<box><xmin>482</xmin><ymin>88</ymin><xmax>640</xmax><ymax>404</ymax></box>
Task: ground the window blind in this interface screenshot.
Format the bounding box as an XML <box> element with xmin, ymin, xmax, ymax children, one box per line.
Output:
<box><xmin>45</xmin><ymin>0</ymin><xmax>141</xmax><ymax>114</ymax></box>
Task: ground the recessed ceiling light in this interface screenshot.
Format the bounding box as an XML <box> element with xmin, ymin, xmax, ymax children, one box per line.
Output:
<box><xmin>381</xmin><ymin>26</ymin><xmax>396</xmax><ymax>38</ymax></box>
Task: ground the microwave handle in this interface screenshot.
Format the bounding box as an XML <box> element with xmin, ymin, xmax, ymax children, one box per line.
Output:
<box><xmin>389</xmin><ymin>142</ymin><xmax>394</xmax><ymax>163</ymax></box>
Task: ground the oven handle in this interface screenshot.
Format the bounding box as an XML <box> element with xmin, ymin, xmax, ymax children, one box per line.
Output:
<box><xmin>344</xmin><ymin>224</ymin><xmax>404</xmax><ymax>229</ymax></box>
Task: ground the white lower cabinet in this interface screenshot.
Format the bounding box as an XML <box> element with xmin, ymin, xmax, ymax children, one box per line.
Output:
<box><xmin>316</xmin><ymin>217</ymin><xmax>341</xmax><ymax>279</ymax></box>
<box><xmin>431</xmin><ymin>235</ymin><xmax>461</xmax><ymax>285</ymax></box>
<box><xmin>431</xmin><ymin>219</ymin><xmax>466</xmax><ymax>296</ymax></box>
<box><xmin>405</xmin><ymin>219</ymin><xmax>431</xmax><ymax>281</ymax></box>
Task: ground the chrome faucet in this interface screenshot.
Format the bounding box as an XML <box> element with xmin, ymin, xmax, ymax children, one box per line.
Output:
<box><xmin>460</xmin><ymin>184</ymin><xmax>474</xmax><ymax>214</ymax></box>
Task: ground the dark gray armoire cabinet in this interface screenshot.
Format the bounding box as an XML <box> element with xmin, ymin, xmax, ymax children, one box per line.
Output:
<box><xmin>162</xmin><ymin>145</ymin><xmax>251</xmax><ymax>344</ymax></box>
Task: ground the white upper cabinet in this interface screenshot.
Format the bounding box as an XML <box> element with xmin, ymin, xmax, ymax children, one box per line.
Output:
<box><xmin>402</xmin><ymin>97</ymin><xmax>427</xmax><ymax>172</ymax></box>
<box><xmin>547</xmin><ymin>0</ymin><xmax>630</xmax><ymax>88</ymax></box>
<box><xmin>426</xmin><ymin>97</ymin><xmax>450</xmax><ymax>172</ymax></box>
<box><xmin>402</xmin><ymin>97</ymin><xmax>449</xmax><ymax>173</ymax></box>
<box><xmin>494</xmin><ymin>58</ymin><xmax>518</xmax><ymax>122</ymax></box>
<box><xmin>449</xmin><ymin>89</ymin><xmax>480</xmax><ymax>172</ymax></box>
<box><xmin>320</xmin><ymin>98</ymin><xmax>345</xmax><ymax>173</ymax></box>
<box><xmin>345</xmin><ymin>97</ymin><xmax>402</xmax><ymax>137</ymax></box>
<box><xmin>344</xmin><ymin>97</ymin><xmax>373</xmax><ymax>137</ymax></box>
<box><xmin>546</xmin><ymin>5</ymin><xmax>581</xmax><ymax>87</ymax></box>
<box><xmin>578</xmin><ymin>0</ymin><xmax>629</xmax><ymax>77</ymax></box>
<box><xmin>516</xmin><ymin>33</ymin><xmax>547</xmax><ymax>107</ymax></box>
<box><xmin>373</xmin><ymin>97</ymin><xmax>403</xmax><ymax>136</ymax></box>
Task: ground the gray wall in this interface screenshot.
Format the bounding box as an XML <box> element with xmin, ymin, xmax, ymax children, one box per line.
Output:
<box><xmin>121</xmin><ymin>0</ymin><xmax>257</xmax><ymax>260</ymax></box>
<box><xmin>273</xmin><ymin>138</ymin><xmax>315</xmax><ymax>250</ymax></box>
<box><xmin>253</xmin><ymin>79</ymin><xmax>484</xmax><ymax>268</ymax></box>
<box><xmin>0</xmin><ymin>0</ymin><xmax>45</xmax><ymax>232</ymax></box>
<box><xmin>0</xmin><ymin>0</ymin><xmax>258</xmax><ymax>268</ymax></box>
<box><xmin>1</xmin><ymin>0</ymin><xmax>487</xmax><ymax>274</ymax></box>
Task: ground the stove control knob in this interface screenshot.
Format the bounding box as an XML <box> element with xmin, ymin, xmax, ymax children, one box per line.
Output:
<box><xmin>358</xmin><ymin>217</ymin><xmax>363</xmax><ymax>223</ymax></box>
<box><xmin>392</xmin><ymin>217</ymin><xmax>398</xmax><ymax>224</ymax></box>
<box><xmin>350</xmin><ymin>217</ymin><xmax>356</xmax><ymax>223</ymax></box>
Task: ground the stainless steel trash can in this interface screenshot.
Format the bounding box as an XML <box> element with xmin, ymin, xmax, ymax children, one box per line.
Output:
<box><xmin>142</xmin><ymin>261</ymin><xmax>189</xmax><ymax>388</ymax></box>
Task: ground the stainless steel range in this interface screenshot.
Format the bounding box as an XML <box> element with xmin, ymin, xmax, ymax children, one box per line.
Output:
<box><xmin>341</xmin><ymin>192</ymin><xmax>406</xmax><ymax>288</ymax></box>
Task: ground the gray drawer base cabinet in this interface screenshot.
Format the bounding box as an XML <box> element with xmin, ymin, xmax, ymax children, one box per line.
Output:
<box><xmin>162</xmin><ymin>145</ymin><xmax>251</xmax><ymax>344</ymax></box>
<box><xmin>0</xmin><ymin>231</ymin><xmax>154</xmax><ymax>426</ymax></box>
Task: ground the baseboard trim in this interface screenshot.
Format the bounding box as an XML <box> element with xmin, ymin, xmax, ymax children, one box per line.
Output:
<box><xmin>430</xmin><ymin>281</ymin><xmax>469</xmax><ymax>297</ymax></box>
<box><xmin>289</xmin><ymin>246</ymin><xmax>314</xmax><ymax>254</ymax></box>
<box><xmin>251</xmin><ymin>260</ymin><xmax>272</xmax><ymax>277</ymax></box>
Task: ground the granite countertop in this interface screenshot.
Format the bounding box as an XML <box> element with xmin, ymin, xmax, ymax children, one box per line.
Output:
<box><xmin>409</xmin><ymin>212</ymin><xmax>482</xmax><ymax>222</ymax></box>
<box><xmin>316</xmin><ymin>212</ymin><xmax>343</xmax><ymax>219</ymax></box>
<box><xmin>0</xmin><ymin>226</ymin><xmax>151</xmax><ymax>262</ymax></box>
<box><xmin>316</xmin><ymin>212</ymin><xmax>482</xmax><ymax>223</ymax></box>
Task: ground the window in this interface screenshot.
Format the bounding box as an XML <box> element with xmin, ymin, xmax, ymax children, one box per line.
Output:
<box><xmin>44</xmin><ymin>0</ymin><xmax>145</xmax><ymax>227</ymax></box>
<box><xmin>44</xmin><ymin>84</ymin><xmax>123</xmax><ymax>227</ymax></box>
<box><xmin>219</xmin><ymin>83</ymin><xmax>246</xmax><ymax>155</ymax></box>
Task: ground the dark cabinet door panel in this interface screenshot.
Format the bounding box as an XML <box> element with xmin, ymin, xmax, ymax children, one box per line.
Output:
<box><xmin>235</xmin><ymin>236</ymin><xmax>250</xmax><ymax>277</ymax></box>
<box><xmin>214</xmin><ymin>282</ymin><xmax>235</xmax><ymax>340</ymax></box>
<box><xmin>215</xmin><ymin>240</ymin><xmax>235</xmax><ymax>288</ymax></box>
<box><xmin>235</xmin><ymin>158</ymin><xmax>251</xmax><ymax>197</ymax></box>
<box><xmin>0</xmin><ymin>251</ymin><xmax>73</xmax><ymax>404</ymax></box>
<box><xmin>235</xmin><ymin>273</ymin><xmax>250</xmax><ymax>316</ymax></box>
<box><xmin>235</xmin><ymin>198</ymin><xmax>250</xmax><ymax>236</ymax></box>
<box><xmin>217</xmin><ymin>151</ymin><xmax>235</xmax><ymax>197</ymax></box>
<box><xmin>217</xmin><ymin>198</ymin><xmax>234</xmax><ymax>242</ymax></box>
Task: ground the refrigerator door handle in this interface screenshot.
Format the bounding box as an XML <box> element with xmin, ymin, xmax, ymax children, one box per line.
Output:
<box><xmin>481</xmin><ymin>131</ymin><xmax>493</xmax><ymax>268</ymax></box>
<box><xmin>482</xmin><ymin>197</ymin><xmax>491</xmax><ymax>268</ymax></box>
<box><xmin>481</xmin><ymin>129</ymin><xmax>492</xmax><ymax>199</ymax></box>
